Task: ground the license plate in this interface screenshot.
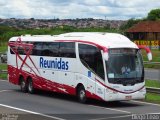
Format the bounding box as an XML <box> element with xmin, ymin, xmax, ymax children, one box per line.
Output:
<box><xmin>125</xmin><ymin>96</ymin><xmax>132</xmax><ymax>100</ymax></box>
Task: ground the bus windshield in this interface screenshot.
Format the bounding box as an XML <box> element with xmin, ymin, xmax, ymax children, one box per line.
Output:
<box><xmin>107</xmin><ymin>48</ymin><xmax>144</xmax><ymax>85</ymax></box>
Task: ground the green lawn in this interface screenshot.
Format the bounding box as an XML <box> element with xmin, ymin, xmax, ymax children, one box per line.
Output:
<box><xmin>144</xmin><ymin>64</ymin><xmax>160</xmax><ymax>69</ymax></box>
<box><xmin>142</xmin><ymin>49</ymin><xmax>160</xmax><ymax>62</ymax></box>
<box><xmin>141</xmin><ymin>49</ymin><xmax>160</xmax><ymax>69</ymax></box>
<box><xmin>145</xmin><ymin>93</ymin><xmax>160</xmax><ymax>104</ymax></box>
<box><xmin>0</xmin><ymin>73</ymin><xmax>7</xmax><ymax>80</ymax></box>
<box><xmin>0</xmin><ymin>63</ymin><xmax>7</xmax><ymax>70</ymax></box>
<box><xmin>0</xmin><ymin>64</ymin><xmax>7</xmax><ymax>80</ymax></box>
<box><xmin>145</xmin><ymin>80</ymin><xmax>160</xmax><ymax>88</ymax></box>
<box><xmin>144</xmin><ymin>80</ymin><xmax>160</xmax><ymax>104</ymax></box>
<box><xmin>0</xmin><ymin>45</ymin><xmax>7</xmax><ymax>53</ymax></box>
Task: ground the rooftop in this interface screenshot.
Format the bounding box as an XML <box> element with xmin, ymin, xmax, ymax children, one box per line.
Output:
<box><xmin>10</xmin><ymin>32</ymin><xmax>138</xmax><ymax>49</ymax></box>
<box><xmin>126</xmin><ymin>21</ymin><xmax>160</xmax><ymax>32</ymax></box>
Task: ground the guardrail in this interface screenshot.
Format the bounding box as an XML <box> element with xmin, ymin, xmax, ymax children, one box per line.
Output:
<box><xmin>146</xmin><ymin>87</ymin><xmax>160</xmax><ymax>94</ymax></box>
<box><xmin>0</xmin><ymin>70</ymin><xmax>7</xmax><ymax>74</ymax></box>
<box><xmin>144</xmin><ymin>61</ymin><xmax>160</xmax><ymax>64</ymax></box>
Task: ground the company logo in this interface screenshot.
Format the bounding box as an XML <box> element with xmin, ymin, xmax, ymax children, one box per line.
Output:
<box><xmin>40</xmin><ymin>57</ymin><xmax>69</xmax><ymax>70</ymax></box>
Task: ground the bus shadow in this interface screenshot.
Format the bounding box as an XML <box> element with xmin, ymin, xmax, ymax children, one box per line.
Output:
<box><xmin>87</xmin><ymin>99</ymin><xmax>143</xmax><ymax>108</ymax></box>
<box><xmin>15</xmin><ymin>89</ymin><xmax>78</xmax><ymax>102</ymax></box>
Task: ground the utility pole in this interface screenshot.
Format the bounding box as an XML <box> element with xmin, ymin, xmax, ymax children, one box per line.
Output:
<box><xmin>105</xmin><ymin>16</ymin><xmax>106</xmax><ymax>20</ymax></box>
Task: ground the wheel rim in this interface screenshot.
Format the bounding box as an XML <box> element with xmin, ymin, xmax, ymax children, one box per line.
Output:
<box><xmin>21</xmin><ymin>80</ymin><xmax>25</xmax><ymax>89</ymax></box>
<box><xmin>80</xmin><ymin>90</ymin><xmax>85</xmax><ymax>100</ymax></box>
<box><xmin>28</xmin><ymin>81</ymin><xmax>32</xmax><ymax>92</ymax></box>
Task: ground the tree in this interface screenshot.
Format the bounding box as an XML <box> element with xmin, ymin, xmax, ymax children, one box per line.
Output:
<box><xmin>147</xmin><ymin>9</ymin><xmax>160</xmax><ymax>21</ymax></box>
<box><xmin>120</xmin><ymin>18</ymin><xmax>140</xmax><ymax>30</ymax></box>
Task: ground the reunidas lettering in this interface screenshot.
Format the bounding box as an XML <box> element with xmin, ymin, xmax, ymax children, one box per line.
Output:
<box><xmin>40</xmin><ymin>57</ymin><xmax>69</xmax><ymax>70</ymax></box>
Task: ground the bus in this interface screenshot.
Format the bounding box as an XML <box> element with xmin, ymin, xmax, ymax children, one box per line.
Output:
<box><xmin>7</xmin><ymin>32</ymin><xmax>152</xmax><ymax>103</ymax></box>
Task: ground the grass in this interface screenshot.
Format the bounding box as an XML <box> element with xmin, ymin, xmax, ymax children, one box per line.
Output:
<box><xmin>145</xmin><ymin>80</ymin><xmax>160</xmax><ymax>88</ymax></box>
<box><xmin>145</xmin><ymin>93</ymin><xmax>160</xmax><ymax>104</ymax></box>
<box><xmin>141</xmin><ymin>49</ymin><xmax>160</xmax><ymax>62</ymax></box>
<box><xmin>0</xmin><ymin>73</ymin><xmax>7</xmax><ymax>80</ymax></box>
<box><xmin>0</xmin><ymin>64</ymin><xmax>7</xmax><ymax>80</ymax></box>
<box><xmin>144</xmin><ymin>64</ymin><xmax>160</xmax><ymax>69</ymax></box>
<box><xmin>0</xmin><ymin>45</ymin><xmax>7</xmax><ymax>53</ymax></box>
<box><xmin>141</xmin><ymin>49</ymin><xmax>160</xmax><ymax>69</ymax></box>
<box><xmin>144</xmin><ymin>80</ymin><xmax>160</xmax><ymax>104</ymax></box>
<box><xmin>0</xmin><ymin>63</ymin><xmax>7</xmax><ymax>70</ymax></box>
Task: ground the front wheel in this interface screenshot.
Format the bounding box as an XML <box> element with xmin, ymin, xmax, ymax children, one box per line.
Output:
<box><xmin>78</xmin><ymin>86</ymin><xmax>87</xmax><ymax>103</ymax></box>
<box><xmin>28</xmin><ymin>78</ymin><xmax>34</xmax><ymax>94</ymax></box>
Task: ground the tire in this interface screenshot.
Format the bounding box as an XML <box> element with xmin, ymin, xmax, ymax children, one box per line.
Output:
<box><xmin>20</xmin><ymin>77</ymin><xmax>27</xmax><ymax>93</ymax></box>
<box><xmin>28</xmin><ymin>78</ymin><xmax>34</xmax><ymax>94</ymax></box>
<box><xmin>78</xmin><ymin>86</ymin><xmax>87</xmax><ymax>103</ymax></box>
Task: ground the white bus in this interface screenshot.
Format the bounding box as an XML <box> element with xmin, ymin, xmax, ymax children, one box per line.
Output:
<box><xmin>7</xmin><ymin>32</ymin><xmax>152</xmax><ymax>103</ymax></box>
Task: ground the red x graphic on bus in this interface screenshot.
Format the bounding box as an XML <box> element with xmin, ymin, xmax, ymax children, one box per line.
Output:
<box><xmin>8</xmin><ymin>37</ymin><xmax>40</xmax><ymax>75</ymax></box>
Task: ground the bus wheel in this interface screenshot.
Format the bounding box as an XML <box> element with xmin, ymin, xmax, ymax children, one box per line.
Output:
<box><xmin>28</xmin><ymin>78</ymin><xmax>34</xmax><ymax>94</ymax></box>
<box><xmin>78</xmin><ymin>86</ymin><xmax>87</xmax><ymax>103</ymax></box>
<box><xmin>20</xmin><ymin>77</ymin><xmax>27</xmax><ymax>93</ymax></box>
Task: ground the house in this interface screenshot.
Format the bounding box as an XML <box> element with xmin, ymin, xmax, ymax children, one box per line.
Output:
<box><xmin>126</xmin><ymin>21</ymin><xmax>160</xmax><ymax>49</ymax></box>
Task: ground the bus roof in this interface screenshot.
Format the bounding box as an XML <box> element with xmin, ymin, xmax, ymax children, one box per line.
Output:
<box><xmin>9</xmin><ymin>32</ymin><xmax>138</xmax><ymax>49</ymax></box>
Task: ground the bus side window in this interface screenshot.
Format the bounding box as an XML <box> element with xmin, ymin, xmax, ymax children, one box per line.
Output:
<box><xmin>41</xmin><ymin>42</ymin><xmax>54</xmax><ymax>56</ymax></box>
<box><xmin>10</xmin><ymin>46</ymin><xmax>16</xmax><ymax>54</ymax></box>
<box><xmin>32</xmin><ymin>42</ymin><xmax>43</xmax><ymax>56</ymax></box>
<box><xmin>79</xmin><ymin>44</ymin><xmax>105</xmax><ymax>80</ymax></box>
<box><xmin>50</xmin><ymin>42</ymin><xmax>59</xmax><ymax>57</ymax></box>
<box><xmin>17</xmin><ymin>46</ymin><xmax>25</xmax><ymax>55</ymax></box>
<box><xmin>9</xmin><ymin>41</ymin><xmax>16</xmax><ymax>54</ymax></box>
<box><xmin>59</xmin><ymin>42</ymin><xmax>76</xmax><ymax>58</ymax></box>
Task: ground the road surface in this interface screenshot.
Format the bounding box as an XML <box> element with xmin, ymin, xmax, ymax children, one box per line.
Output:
<box><xmin>145</xmin><ymin>69</ymin><xmax>160</xmax><ymax>80</ymax></box>
<box><xmin>0</xmin><ymin>80</ymin><xmax>160</xmax><ymax>120</ymax></box>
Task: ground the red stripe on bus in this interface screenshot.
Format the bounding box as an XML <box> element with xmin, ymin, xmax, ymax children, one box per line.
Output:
<box><xmin>95</xmin><ymin>79</ymin><xmax>145</xmax><ymax>94</ymax></box>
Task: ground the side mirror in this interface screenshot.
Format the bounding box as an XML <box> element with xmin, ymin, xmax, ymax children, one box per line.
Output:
<box><xmin>138</xmin><ymin>45</ymin><xmax>152</xmax><ymax>61</ymax></box>
<box><xmin>101</xmin><ymin>47</ymin><xmax>109</xmax><ymax>61</ymax></box>
<box><xmin>147</xmin><ymin>52</ymin><xmax>152</xmax><ymax>61</ymax></box>
<box><xmin>103</xmin><ymin>52</ymin><xmax>109</xmax><ymax>61</ymax></box>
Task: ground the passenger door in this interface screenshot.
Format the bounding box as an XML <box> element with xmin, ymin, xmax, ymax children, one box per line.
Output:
<box><xmin>95</xmin><ymin>50</ymin><xmax>105</xmax><ymax>100</ymax></box>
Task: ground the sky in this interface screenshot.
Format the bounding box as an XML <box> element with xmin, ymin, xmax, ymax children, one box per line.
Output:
<box><xmin>0</xmin><ymin>0</ymin><xmax>160</xmax><ymax>20</ymax></box>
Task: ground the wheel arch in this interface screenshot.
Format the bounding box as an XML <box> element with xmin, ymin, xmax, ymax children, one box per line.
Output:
<box><xmin>26</xmin><ymin>76</ymin><xmax>33</xmax><ymax>84</ymax></box>
<box><xmin>18</xmin><ymin>75</ymin><xmax>24</xmax><ymax>85</ymax></box>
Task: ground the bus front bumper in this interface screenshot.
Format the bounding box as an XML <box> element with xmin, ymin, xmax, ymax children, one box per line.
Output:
<box><xmin>105</xmin><ymin>87</ymin><xmax>146</xmax><ymax>101</ymax></box>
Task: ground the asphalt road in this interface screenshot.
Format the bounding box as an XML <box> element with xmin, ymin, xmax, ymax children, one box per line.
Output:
<box><xmin>0</xmin><ymin>80</ymin><xmax>160</xmax><ymax>120</ymax></box>
<box><xmin>145</xmin><ymin>69</ymin><xmax>160</xmax><ymax>80</ymax></box>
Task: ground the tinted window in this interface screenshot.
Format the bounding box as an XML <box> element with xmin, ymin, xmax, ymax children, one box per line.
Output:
<box><xmin>17</xmin><ymin>46</ymin><xmax>25</xmax><ymax>55</ymax></box>
<box><xmin>79</xmin><ymin>44</ymin><xmax>104</xmax><ymax>80</ymax></box>
<box><xmin>10</xmin><ymin>42</ymin><xmax>26</xmax><ymax>55</ymax></box>
<box><xmin>10</xmin><ymin>42</ymin><xmax>76</xmax><ymax>58</ymax></box>
<box><xmin>49</xmin><ymin>42</ymin><xmax>59</xmax><ymax>57</ymax></box>
<box><xmin>10</xmin><ymin>45</ymin><xmax>16</xmax><ymax>54</ymax></box>
<box><xmin>59</xmin><ymin>42</ymin><xmax>76</xmax><ymax>58</ymax></box>
<box><xmin>41</xmin><ymin>42</ymin><xmax>59</xmax><ymax>57</ymax></box>
<box><xmin>32</xmin><ymin>42</ymin><xmax>43</xmax><ymax>56</ymax></box>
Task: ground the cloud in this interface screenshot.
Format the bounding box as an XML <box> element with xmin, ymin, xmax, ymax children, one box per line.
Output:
<box><xmin>0</xmin><ymin>0</ymin><xmax>160</xmax><ymax>20</ymax></box>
